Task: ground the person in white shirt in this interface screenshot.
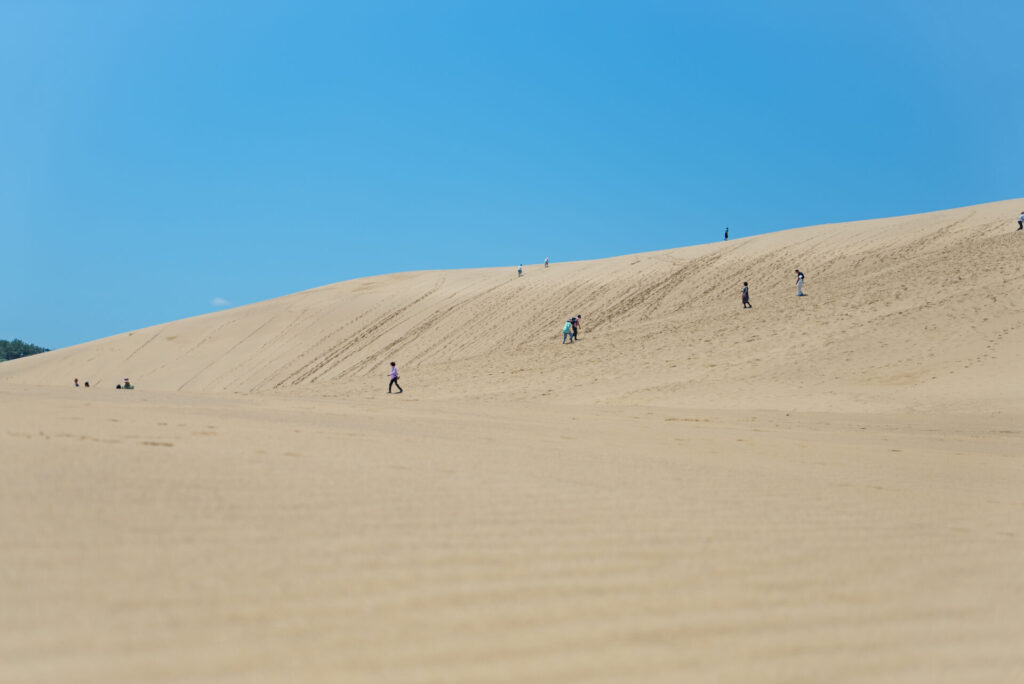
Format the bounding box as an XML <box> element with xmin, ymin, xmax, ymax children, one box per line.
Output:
<box><xmin>795</xmin><ymin>269</ymin><xmax>805</xmax><ymax>296</ymax></box>
<box><xmin>1017</xmin><ymin>211</ymin><xmax>1023</xmax><ymax>231</ymax></box>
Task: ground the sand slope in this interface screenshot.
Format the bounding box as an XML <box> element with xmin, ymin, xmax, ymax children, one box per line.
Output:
<box><xmin>3</xmin><ymin>198</ymin><xmax>1023</xmax><ymax>412</ymax></box>
<box><xmin>2</xmin><ymin>199</ymin><xmax>1023</xmax><ymax>683</ymax></box>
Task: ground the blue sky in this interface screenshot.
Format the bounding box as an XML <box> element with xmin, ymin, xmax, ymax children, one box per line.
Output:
<box><xmin>3</xmin><ymin>1</ymin><xmax>1022</xmax><ymax>349</ymax></box>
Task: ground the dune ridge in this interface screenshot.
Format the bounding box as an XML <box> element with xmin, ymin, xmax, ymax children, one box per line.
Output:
<box><xmin>3</xmin><ymin>198</ymin><xmax>1023</xmax><ymax>412</ymax></box>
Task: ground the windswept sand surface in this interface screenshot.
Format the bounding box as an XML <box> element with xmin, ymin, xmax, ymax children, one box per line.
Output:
<box><xmin>1</xmin><ymin>200</ymin><xmax>1023</xmax><ymax>682</ymax></box>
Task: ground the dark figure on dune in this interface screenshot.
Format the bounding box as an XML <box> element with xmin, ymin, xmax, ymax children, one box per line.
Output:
<box><xmin>388</xmin><ymin>362</ymin><xmax>403</xmax><ymax>394</ymax></box>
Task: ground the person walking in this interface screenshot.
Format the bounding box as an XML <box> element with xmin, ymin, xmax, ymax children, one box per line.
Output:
<box><xmin>562</xmin><ymin>319</ymin><xmax>573</xmax><ymax>344</ymax></box>
<box><xmin>795</xmin><ymin>269</ymin><xmax>805</xmax><ymax>296</ymax></box>
<box><xmin>387</xmin><ymin>362</ymin><xmax>403</xmax><ymax>394</ymax></box>
<box><xmin>517</xmin><ymin>264</ymin><xmax>523</xmax><ymax>277</ymax></box>
<box><xmin>1018</xmin><ymin>211</ymin><xmax>1023</xmax><ymax>231</ymax></box>
<box><xmin>570</xmin><ymin>316</ymin><xmax>579</xmax><ymax>341</ymax></box>
<box><xmin>544</xmin><ymin>256</ymin><xmax>549</xmax><ymax>268</ymax></box>
<box><xmin>742</xmin><ymin>282</ymin><xmax>752</xmax><ymax>308</ymax></box>
<box><xmin>574</xmin><ymin>313</ymin><xmax>582</xmax><ymax>339</ymax></box>
<box><xmin>724</xmin><ymin>226</ymin><xmax>729</xmax><ymax>241</ymax></box>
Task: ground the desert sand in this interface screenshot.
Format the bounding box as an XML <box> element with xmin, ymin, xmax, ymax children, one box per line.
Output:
<box><xmin>1</xmin><ymin>199</ymin><xmax>1023</xmax><ymax>682</ymax></box>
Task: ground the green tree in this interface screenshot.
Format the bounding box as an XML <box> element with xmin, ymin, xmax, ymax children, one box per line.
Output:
<box><xmin>0</xmin><ymin>338</ymin><xmax>50</xmax><ymax>361</ymax></box>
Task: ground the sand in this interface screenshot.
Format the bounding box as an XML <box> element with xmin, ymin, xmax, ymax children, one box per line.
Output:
<box><xmin>1</xmin><ymin>199</ymin><xmax>1023</xmax><ymax>682</ymax></box>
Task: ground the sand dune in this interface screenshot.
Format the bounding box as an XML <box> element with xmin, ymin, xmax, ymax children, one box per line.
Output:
<box><xmin>1</xmin><ymin>199</ymin><xmax>1023</xmax><ymax>682</ymax></box>
<box><xmin>3</xmin><ymin>199</ymin><xmax>1023</xmax><ymax>413</ymax></box>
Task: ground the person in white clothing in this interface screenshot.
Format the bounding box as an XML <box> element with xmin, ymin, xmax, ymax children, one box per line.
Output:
<box><xmin>795</xmin><ymin>269</ymin><xmax>805</xmax><ymax>296</ymax></box>
<box><xmin>1017</xmin><ymin>211</ymin><xmax>1023</xmax><ymax>231</ymax></box>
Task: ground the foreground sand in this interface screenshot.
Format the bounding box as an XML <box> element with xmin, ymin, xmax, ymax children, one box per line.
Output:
<box><xmin>2</xmin><ymin>199</ymin><xmax>1023</xmax><ymax>681</ymax></box>
<box><xmin>1</xmin><ymin>388</ymin><xmax>1022</xmax><ymax>682</ymax></box>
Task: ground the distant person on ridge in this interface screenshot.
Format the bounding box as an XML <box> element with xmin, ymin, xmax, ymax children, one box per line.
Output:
<box><xmin>742</xmin><ymin>282</ymin><xmax>752</xmax><ymax>308</ymax></box>
<box><xmin>517</xmin><ymin>264</ymin><xmax>523</xmax><ymax>277</ymax></box>
<box><xmin>724</xmin><ymin>226</ymin><xmax>729</xmax><ymax>241</ymax></box>
<box><xmin>544</xmin><ymin>257</ymin><xmax>549</xmax><ymax>268</ymax></box>
<box><xmin>562</xmin><ymin>319</ymin><xmax>573</xmax><ymax>344</ymax></box>
<box><xmin>388</xmin><ymin>362</ymin><xmax>403</xmax><ymax>394</ymax></box>
<box><xmin>1018</xmin><ymin>211</ymin><xmax>1023</xmax><ymax>231</ymax></box>
<box><xmin>795</xmin><ymin>269</ymin><xmax>805</xmax><ymax>296</ymax></box>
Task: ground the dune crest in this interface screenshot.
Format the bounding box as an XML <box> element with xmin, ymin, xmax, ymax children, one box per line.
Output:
<box><xmin>3</xmin><ymin>198</ymin><xmax>1023</xmax><ymax>412</ymax></box>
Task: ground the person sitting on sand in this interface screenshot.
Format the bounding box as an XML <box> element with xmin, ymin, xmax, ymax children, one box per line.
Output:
<box><xmin>74</xmin><ymin>378</ymin><xmax>79</xmax><ymax>387</ymax></box>
<box><xmin>562</xmin><ymin>319</ymin><xmax>573</xmax><ymax>344</ymax></box>
<box><xmin>742</xmin><ymin>282</ymin><xmax>752</xmax><ymax>308</ymax></box>
<box><xmin>83</xmin><ymin>381</ymin><xmax>90</xmax><ymax>388</ymax></box>
<box><xmin>388</xmin><ymin>362</ymin><xmax>403</xmax><ymax>394</ymax></box>
<box><xmin>123</xmin><ymin>378</ymin><xmax>134</xmax><ymax>390</ymax></box>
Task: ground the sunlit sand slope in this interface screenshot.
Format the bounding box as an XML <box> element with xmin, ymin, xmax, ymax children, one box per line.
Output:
<box><xmin>4</xmin><ymin>199</ymin><xmax>1024</xmax><ymax>411</ymax></box>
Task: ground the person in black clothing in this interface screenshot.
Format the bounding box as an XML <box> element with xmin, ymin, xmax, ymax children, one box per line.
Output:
<box><xmin>742</xmin><ymin>282</ymin><xmax>751</xmax><ymax>308</ymax></box>
<box><xmin>724</xmin><ymin>226</ymin><xmax>729</xmax><ymax>241</ymax></box>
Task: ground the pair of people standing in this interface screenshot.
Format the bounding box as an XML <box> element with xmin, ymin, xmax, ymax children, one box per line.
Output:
<box><xmin>738</xmin><ymin>270</ymin><xmax>803</xmax><ymax>308</ymax></box>
<box><xmin>561</xmin><ymin>314</ymin><xmax>582</xmax><ymax>343</ymax></box>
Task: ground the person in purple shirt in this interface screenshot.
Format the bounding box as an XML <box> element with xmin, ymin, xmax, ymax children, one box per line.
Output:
<box><xmin>388</xmin><ymin>362</ymin><xmax>403</xmax><ymax>394</ymax></box>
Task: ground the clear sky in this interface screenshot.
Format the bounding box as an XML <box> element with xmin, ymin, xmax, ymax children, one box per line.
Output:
<box><xmin>3</xmin><ymin>1</ymin><xmax>1022</xmax><ymax>349</ymax></box>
